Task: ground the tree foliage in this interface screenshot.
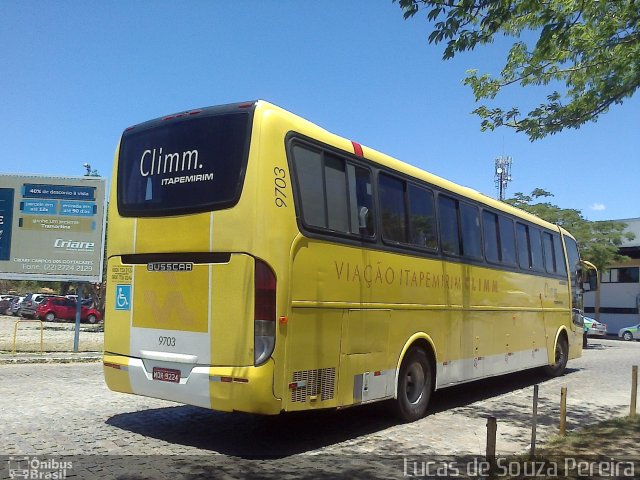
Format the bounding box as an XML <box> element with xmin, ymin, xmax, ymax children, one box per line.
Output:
<box><xmin>395</xmin><ymin>0</ymin><xmax>640</xmax><ymax>140</ymax></box>
<box><xmin>505</xmin><ymin>189</ymin><xmax>635</xmax><ymax>270</ymax></box>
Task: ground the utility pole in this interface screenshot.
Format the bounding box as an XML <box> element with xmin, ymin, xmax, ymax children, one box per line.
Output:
<box><xmin>494</xmin><ymin>156</ymin><xmax>513</xmax><ymax>201</ymax></box>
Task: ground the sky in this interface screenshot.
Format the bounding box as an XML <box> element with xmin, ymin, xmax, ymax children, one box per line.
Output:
<box><xmin>1</xmin><ymin>1</ymin><xmax>638</xmax><ymax>221</ymax></box>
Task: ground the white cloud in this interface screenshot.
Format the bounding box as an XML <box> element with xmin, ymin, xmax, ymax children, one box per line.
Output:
<box><xmin>590</xmin><ymin>203</ymin><xmax>606</xmax><ymax>211</ymax></box>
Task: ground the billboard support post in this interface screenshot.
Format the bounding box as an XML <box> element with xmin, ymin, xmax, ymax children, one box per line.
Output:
<box><xmin>73</xmin><ymin>283</ymin><xmax>84</xmax><ymax>353</ymax></box>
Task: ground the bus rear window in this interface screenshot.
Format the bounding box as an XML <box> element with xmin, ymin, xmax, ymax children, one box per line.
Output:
<box><xmin>117</xmin><ymin>108</ymin><xmax>253</xmax><ymax>217</ymax></box>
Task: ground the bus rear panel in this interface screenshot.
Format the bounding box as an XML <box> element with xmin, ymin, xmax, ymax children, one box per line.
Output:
<box><xmin>104</xmin><ymin>102</ymin><xmax>283</xmax><ymax>414</ymax></box>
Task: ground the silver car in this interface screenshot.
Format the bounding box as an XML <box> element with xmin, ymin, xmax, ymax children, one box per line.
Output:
<box><xmin>583</xmin><ymin>316</ymin><xmax>607</xmax><ymax>337</ymax></box>
<box><xmin>9</xmin><ymin>296</ymin><xmax>26</xmax><ymax>316</ymax></box>
<box><xmin>618</xmin><ymin>324</ymin><xmax>640</xmax><ymax>341</ymax></box>
<box><xmin>20</xmin><ymin>293</ymin><xmax>55</xmax><ymax>319</ymax></box>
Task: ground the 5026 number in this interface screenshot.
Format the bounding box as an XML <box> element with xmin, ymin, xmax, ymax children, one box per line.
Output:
<box><xmin>274</xmin><ymin>167</ymin><xmax>288</xmax><ymax>207</ymax></box>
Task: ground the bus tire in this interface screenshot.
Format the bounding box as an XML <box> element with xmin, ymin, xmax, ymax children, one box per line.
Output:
<box><xmin>392</xmin><ymin>346</ymin><xmax>433</xmax><ymax>422</ymax></box>
<box><xmin>543</xmin><ymin>336</ymin><xmax>568</xmax><ymax>377</ymax></box>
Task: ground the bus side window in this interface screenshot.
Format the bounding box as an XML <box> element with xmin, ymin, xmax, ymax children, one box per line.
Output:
<box><xmin>291</xmin><ymin>143</ymin><xmax>375</xmax><ymax>238</ymax></box>
<box><xmin>516</xmin><ymin>222</ymin><xmax>531</xmax><ymax>269</ymax></box>
<box><xmin>438</xmin><ymin>195</ymin><xmax>461</xmax><ymax>256</ymax></box>
<box><xmin>498</xmin><ymin>216</ymin><xmax>517</xmax><ymax>265</ymax></box>
<box><xmin>407</xmin><ymin>184</ymin><xmax>437</xmax><ymax>250</ymax></box>
<box><xmin>460</xmin><ymin>203</ymin><xmax>482</xmax><ymax>259</ymax></box>
<box><xmin>516</xmin><ymin>223</ymin><xmax>545</xmax><ymax>272</ymax></box>
<box><xmin>379</xmin><ymin>174</ymin><xmax>407</xmax><ymax>243</ymax></box>
<box><xmin>324</xmin><ymin>154</ymin><xmax>349</xmax><ymax>232</ymax></box>
<box><xmin>482</xmin><ymin>211</ymin><xmax>499</xmax><ymax>263</ymax></box>
<box><xmin>529</xmin><ymin>227</ymin><xmax>544</xmax><ymax>271</ymax></box>
<box><xmin>292</xmin><ymin>145</ymin><xmax>325</xmax><ymax>228</ymax></box>
<box><xmin>553</xmin><ymin>234</ymin><xmax>567</xmax><ymax>275</ymax></box>
<box><xmin>542</xmin><ymin>232</ymin><xmax>567</xmax><ymax>275</ymax></box>
<box><xmin>348</xmin><ymin>164</ymin><xmax>374</xmax><ymax>236</ymax></box>
<box><xmin>564</xmin><ymin>235</ymin><xmax>580</xmax><ymax>287</ymax></box>
<box><xmin>543</xmin><ymin>232</ymin><xmax>557</xmax><ymax>273</ymax></box>
<box><xmin>564</xmin><ymin>235</ymin><xmax>583</xmax><ymax>319</ymax></box>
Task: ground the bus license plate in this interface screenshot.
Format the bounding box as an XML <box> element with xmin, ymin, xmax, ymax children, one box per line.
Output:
<box><xmin>152</xmin><ymin>367</ymin><xmax>180</xmax><ymax>383</ymax></box>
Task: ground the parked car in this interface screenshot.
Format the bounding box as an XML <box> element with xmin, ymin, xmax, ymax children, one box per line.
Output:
<box><xmin>20</xmin><ymin>293</ymin><xmax>55</xmax><ymax>319</ymax></box>
<box><xmin>583</xmin><ymin>316</ymin><xmax>607</xmax><ymax>337</ymax></box>
<box><xmin>9</xmin><ymin>296</ymin><xmax>26</xmax><ymax>316</ymax></box>
<box><xmin>36</xmin><ymin>296</ymin><xmax>102</xmax><ymax>324</ymax></box>
<box><xmin>65</xmin><ymin>294</ymin><xmax>93</xmax><ymax>307</ymax></box>
<box><xmin>0</xmin><ymin>295</ymin><xmax>17</xmax><ymax>315</ymax></box>
<box><xmin>618</xmin><ymin>324</ymin><xmax>640</xmax><ymax>341</ymax></box>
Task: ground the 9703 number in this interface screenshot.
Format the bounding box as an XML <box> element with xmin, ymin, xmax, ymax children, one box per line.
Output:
<box><xmin>159</xmin><ymin>336</ymin><xmax>176</xmax><ymax>347</ymax></box>
<box><xmin>274</xmin><ymin>167</ymin><xmax>287</xmax><ymax>207</ymax></box>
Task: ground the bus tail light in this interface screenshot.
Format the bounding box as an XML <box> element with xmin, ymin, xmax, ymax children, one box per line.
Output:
<box><xmin>254</xmin><ymin>259</ymin><xmax>276</xmax><ymax>366</ymax></box>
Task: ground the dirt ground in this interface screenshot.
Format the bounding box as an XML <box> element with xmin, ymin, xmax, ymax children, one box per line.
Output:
<box><xmin>0</xmin><ymin>314</ymin><xmax>103</xmax><ymax>352</ymax></box>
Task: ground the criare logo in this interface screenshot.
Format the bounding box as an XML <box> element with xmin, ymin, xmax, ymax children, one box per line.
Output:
<box><xmin>54</xmin><ymin>238</ymin><xmax>95</xmax><ymax>252</ymax></box>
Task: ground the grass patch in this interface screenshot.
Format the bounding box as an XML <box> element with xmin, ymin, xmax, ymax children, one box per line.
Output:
<box><xmin>489</xmin><ymin>416</ymin><xmax>640</xmax><ymax>479</ymax></box>
<box><xmin>541</xmin><ymin>415</ymin><xmax>640</xmax><ymax>457</ymax></box>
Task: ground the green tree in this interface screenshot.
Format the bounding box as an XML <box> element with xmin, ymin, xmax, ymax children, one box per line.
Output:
<box><xmin>504</xmin><ymin>188</ymin><xmax>634</xmax><ymax>271</ymax></box>
<box><xmin>394</xmin><ymin>0</ymin><xmax>640</xmax><ymax>140</ymax></box>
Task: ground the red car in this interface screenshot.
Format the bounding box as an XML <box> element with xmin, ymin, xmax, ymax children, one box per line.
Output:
<box><xmin>36</xmin><ymin>296</ymin><xmax>102</xmax><ymax>324</ymax></box>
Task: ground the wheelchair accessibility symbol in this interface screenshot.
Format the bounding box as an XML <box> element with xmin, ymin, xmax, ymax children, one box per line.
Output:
<box><xmin>115</xmin><ymin>285</ymin><xmax>131</xmax><ymax>311</ymax></box>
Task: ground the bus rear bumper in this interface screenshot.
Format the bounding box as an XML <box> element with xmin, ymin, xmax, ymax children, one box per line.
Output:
<box><xmin>103</xmin><ymin>354</ymin><xmax>281</xmax><ymax>415</ymax></box>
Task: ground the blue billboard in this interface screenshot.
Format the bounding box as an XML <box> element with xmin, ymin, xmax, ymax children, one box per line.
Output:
<box><xmin>0</xmin><ymin>188</ymin><xmax>14</xmax><ymax>261</ymax></box>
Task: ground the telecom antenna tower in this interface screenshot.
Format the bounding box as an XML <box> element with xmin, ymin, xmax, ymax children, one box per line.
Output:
<box><xmin>494</xmin><ymin>156</ymin><xmax>513</xmax><ymax>201</ymax></box>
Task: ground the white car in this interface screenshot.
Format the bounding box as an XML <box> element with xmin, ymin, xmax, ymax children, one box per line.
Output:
<box><xmin>618</xmin><ymin>324</ymin><xmax>640</xmax><ymax>341</ymax></box>
<box><xmin>583</xmin><ymin>316</ymin><xmax>607</xmax><ymax>337</ymax></box>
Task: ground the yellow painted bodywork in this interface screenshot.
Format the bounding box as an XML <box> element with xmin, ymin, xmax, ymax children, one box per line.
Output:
<box><xmin>103</xmin><ymin>354</ymin><xmax>132</xmax><ymax>393</ymax></box>
<box><xmin>104</xmin><ymin>100</ymin><xmax>580</xmax><ymax>415</ymax></box>
<box><xmin>132</xmin><ymin>264</ymin><xmax>209</xmax><ymax>332</ymax></box>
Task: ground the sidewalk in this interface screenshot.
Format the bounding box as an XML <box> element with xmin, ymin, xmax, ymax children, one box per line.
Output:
<box><xmin>0</xmin><ymin>351</ymin><xmax>101</xmax><ymax>365</ymax></box>
<box><xmin>0</xmin><ymin>314</ymin><xmax>103</xmax><ymax>364</ymax></box>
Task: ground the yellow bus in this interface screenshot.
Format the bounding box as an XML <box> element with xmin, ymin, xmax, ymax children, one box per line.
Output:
<box><xmin>104</xmin><ymin>100</ymin><xmax>589</xmax><ymax>422</ymax></box>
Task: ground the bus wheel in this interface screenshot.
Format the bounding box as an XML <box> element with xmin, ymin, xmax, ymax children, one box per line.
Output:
<box><xmin>543</xmin><ymin>336</ymin><xmax>568</xmax><ymax>377</ymax></box>
<box><xmin>392</xmin><ymin>347</ymin><xmax>433</xmax><ymax>422</ymax></box>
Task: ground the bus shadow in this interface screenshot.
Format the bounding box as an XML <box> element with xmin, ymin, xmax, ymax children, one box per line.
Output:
<box><xmin>106</xmin><ymin>402</ymin><xmax>396</xmax><ymax>458</ymax></box>
<box><xmin>106</xmin><ymin>369</ymin><xmax>577</xmax><ymax>458</ymax></box>
<box><xmin>429</xmin><ymin>367</ymin><xmax>579</xmax><ymax>413</ymax></box>
<box><xmin>583</xmin><ymin>341</ymin><xmax>612</xmax><ymax>350</ymax></box>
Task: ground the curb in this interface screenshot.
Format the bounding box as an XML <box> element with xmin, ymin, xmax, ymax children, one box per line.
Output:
<box><xmin>0</xmin><ymin>353</ymin><xmax>102</xmax><ymax>365</ymax></box>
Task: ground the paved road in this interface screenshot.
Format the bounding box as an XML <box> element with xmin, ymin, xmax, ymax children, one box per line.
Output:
<box><xmin>0</xmin><ymin>338</ymin><xmax>638</xmax><ymax>478</ymax></box>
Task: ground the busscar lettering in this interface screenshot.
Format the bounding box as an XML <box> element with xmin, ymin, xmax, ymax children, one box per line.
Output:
<box><xmin>147</xmin><ymin>262</ymin><xmax>193</xmax><ymax>272</ymax></box>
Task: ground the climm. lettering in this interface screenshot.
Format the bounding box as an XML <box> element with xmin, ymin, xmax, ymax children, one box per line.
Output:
<box><xmin>139</xmin><ymin>148</ymin><xmax>203</xmax><ymax>177</ymax></box>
